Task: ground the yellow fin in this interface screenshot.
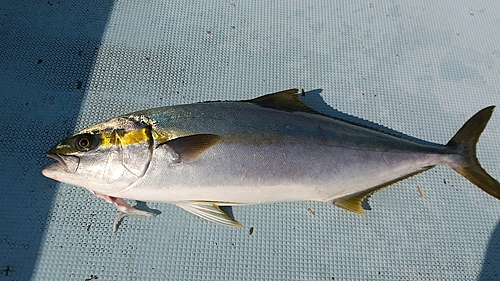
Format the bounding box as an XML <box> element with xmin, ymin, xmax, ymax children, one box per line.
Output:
<box><xmin>250</xmin><ymin>89</ymin><xmax>322</xmax><ymax>115</ymax></box>
<box><xmin>445</xmin><ymin>106</ymin><xmax>500</xmax><ymax>200</ymax></box>
<box><xmin>164</xmin><ymin>134</ymin><xmax>222</xmax><ymax>162</ymax></box>
<box><xmin>332</xmin><ymin>166</ymin><xmax>435</xmax><ymax>214</ymax></box>
<box><xmin>333</xmin><ymin>190</ymin><xmax>371</xmax><ymax>214</ymax></box>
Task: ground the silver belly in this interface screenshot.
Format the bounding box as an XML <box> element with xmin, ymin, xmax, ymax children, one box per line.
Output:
<box><xmin>114</xmin><ymin>142</ymin><xmax>454</xmax><ymax>204</ymax></box>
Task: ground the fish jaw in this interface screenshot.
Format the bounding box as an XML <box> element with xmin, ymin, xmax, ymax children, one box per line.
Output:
<box><xmin>41</xmin><ymin>162</ymin><xmax>64</xmax><ymax>181</ymax></box>
<box><xmin>42</xmin><ymin>152</ymin><xmax>80</xmax><ymax>182</ymax></box>
<box><xmin>45</xmin><ymin>152</ymin><xmax>80</xmax><ymax>173</ymax></box>
<box><xmin>42</xmin><ymin>155</ymin><xmax>87</xmax><ymax>188</ymax></box>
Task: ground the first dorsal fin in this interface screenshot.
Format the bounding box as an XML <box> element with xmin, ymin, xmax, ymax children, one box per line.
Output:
<box><xmin>249</xmin><ymin>89</ymin><xmax>322</xmax><ymax>115</ymax></box>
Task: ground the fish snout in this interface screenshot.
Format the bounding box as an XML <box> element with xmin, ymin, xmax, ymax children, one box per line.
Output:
<box><xmin>45</xmin><ymin>152</ymin><xmax>80</xmax><ymax>174</ymax></box>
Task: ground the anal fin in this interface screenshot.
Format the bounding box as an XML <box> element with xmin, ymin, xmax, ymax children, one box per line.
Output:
<box><xmin>331</xmin><ymin>166</ymin><xmax>435</xmax><ymax>214</ymax></box>
<box><xmin>332</xmin><ymin>190</ymin><xmax>372</xmax><ymax>214</ymax></box>
<box><xmin>175</xmin><ymin>202</ymin><xmax>243</xmax><ymax>228</ymax></box>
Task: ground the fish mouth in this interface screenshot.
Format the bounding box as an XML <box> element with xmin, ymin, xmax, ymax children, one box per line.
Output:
<box><xmin>46</xmin><ymin>152</ymin><xmax>69</xmax><ymax>173</ymax></box>
<box><xmin>45</xmin><ymin>152</ymin><xmax>80</xmax><ymax>174</ymax></box>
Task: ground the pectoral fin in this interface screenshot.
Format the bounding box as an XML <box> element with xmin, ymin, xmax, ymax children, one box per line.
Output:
<box><xmin>161</xmin><ymin>134</ymin><xmax>222</xmax><ymax>162</ymax></box>
<box><xmin>175</xmin><ymin>202</ymin><xmax>243</xmax><ymax>228</ymax></box>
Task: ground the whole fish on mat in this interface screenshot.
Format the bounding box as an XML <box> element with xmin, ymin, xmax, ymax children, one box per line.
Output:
<box><xmin>42</xmin><ymin>89</ymin><xmax>500</xmax><ymax>232</ymax></box>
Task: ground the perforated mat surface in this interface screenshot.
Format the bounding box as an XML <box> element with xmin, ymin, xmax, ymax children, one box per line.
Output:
<box><xmin>1</xmin><ymin>1</ymin><xmax>499</xmax><ymax>280</ymax></box>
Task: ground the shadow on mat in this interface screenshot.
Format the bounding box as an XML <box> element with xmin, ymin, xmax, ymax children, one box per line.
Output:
<box><xmin>477</xmin><ymin>221</ymin><xmax>500</xmax><ymax>281</ymax></box>
<box><xmin>0</xmin><ymin>1</ymin><xmax>115</xmax><ymax>280</ymax></box>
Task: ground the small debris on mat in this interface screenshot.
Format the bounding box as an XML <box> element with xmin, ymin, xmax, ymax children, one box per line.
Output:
<box><xmin>84</xmin><ymin>275</ymin><xmax>98</xmax><ymax>281</ymax></box>
<box><xmin>417</xmin><ymin>185</ymin><xmax>424</xmax><ymax>197</ymax></box>
<box><xmin>249</xmin><ymin>227</ymin><xmax>254</xmax><ymax>235</ymax></box>
<box><xmin>307</xmin><ymin>207</ymin><xmax>316</xmax><ymax>215</ymax></box>
<box><xmin>0</xmin><ymin>266</ymin><xmax>13</xmax><ymax>276</ymax></box>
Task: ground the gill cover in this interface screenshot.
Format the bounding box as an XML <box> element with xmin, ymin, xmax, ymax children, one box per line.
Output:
<box><xmin>99</xmin><ymin>126</ymin><xmax>154</xmax><ymax>182</ymax></box>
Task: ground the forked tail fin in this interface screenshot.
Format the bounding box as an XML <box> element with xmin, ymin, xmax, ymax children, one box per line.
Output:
<box><xmin>446</xmin><ymin>106</ymin><xmax>500</xmax><ymax>200</ymax></box>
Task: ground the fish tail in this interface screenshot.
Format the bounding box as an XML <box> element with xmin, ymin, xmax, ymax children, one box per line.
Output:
<box><xmin>446</xmin><ymin>106</ymin><xmax>500</xmax><ymax>200</ymax></box>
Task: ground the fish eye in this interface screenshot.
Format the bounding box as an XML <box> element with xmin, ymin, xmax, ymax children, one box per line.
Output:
<box><xmin>75</xmin><ymin>135</ymin><xmax>94</xmax><ymax>151</ymax></box>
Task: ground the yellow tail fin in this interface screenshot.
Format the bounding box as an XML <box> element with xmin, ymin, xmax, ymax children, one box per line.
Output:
<box><xmin>446</xmin><ymin>106</ymin><xmax>500</xmax><ymax>200</ymax></box>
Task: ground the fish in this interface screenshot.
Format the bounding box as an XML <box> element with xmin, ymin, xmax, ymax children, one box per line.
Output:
<box><xmin>42</xmin><ymin>89</ymin><xmax>500</xmax><ymax>232</ymax></box>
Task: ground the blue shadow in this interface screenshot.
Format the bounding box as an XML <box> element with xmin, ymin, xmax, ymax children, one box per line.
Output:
<box><xmin>477</xmin><ymin>221</ymin><xmax>500</xmax><ymax>281</ymax></box>
<box><xmin>0</xmin><ymin>1</ymin><xmax>114</xmax><ymax>280</ymax></box>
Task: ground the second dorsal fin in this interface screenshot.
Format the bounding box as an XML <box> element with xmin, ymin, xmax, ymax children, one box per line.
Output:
<box><xmin>249</xmin><ymin>89</ymin><xmax>321</xmax><ymax>115</ymax></box>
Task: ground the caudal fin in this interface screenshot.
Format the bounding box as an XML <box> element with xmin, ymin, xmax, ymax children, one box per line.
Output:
<box><xmin>446</xmin><ymin>106</ymin><xmax>500</xmax><ymax>200</ymax></box>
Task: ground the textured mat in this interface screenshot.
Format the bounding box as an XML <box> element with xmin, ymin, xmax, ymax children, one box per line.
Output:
<box><xmin>1</xmin><ymin>1</ymin><xmax>499</xmax><ymax>280</ymax></box>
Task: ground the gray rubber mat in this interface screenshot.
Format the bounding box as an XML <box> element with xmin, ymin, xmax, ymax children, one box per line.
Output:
<box><xmin>1</xmin><ymin>1</ymin><xmax>499</xmax><ymax>280</ymax></box>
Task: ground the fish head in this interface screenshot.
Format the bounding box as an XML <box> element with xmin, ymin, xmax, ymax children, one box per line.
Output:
<box><xmin>42</xmin><ymin>116</ymin><xmax>154</xmax><ymax>194</ymax></box>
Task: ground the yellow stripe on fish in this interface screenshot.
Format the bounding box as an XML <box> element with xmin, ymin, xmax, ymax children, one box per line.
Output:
<box><xmin>152</xmin><ymin>127</ymin><xmax>195</xmax><ymax>143</ymax></box>
<box><xmin>99</xmin><ymin>126</ymin><xmax>193</xmax><ymax>148</ymax></box>
<box><xmin>100</xmin><ymin>128</ymin><xmax>151</xmax><ymax>147</ymax></box>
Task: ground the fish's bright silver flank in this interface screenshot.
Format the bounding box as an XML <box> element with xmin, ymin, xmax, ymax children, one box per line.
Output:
<box><xmin>42</xmin><ymin>89</ymin><xmax>500</xmax><ymax>232</ymax></box>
